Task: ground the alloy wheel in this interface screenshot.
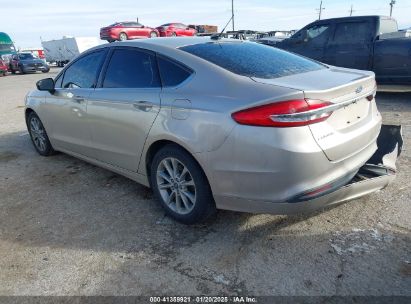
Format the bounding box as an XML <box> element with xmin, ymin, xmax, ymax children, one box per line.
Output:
<box><xmin>156</xmin><ymin>157</ymin><xmax>196</xmax><ymax>215</ymax></box>
<box><xmin>30</xmin><ymin>116</ymin><xmax>47</xmax><ymax>152</ymax></box>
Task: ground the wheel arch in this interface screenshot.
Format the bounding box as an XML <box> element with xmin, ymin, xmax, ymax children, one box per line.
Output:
<box><xmin>25</xmin><ymin>107</ymin><xmax>35</xmax><ymax>125</ymax></box>
<box><xmin>144</xmin><ymin>139</ymin><xmax>211</xmax><ymax>189</ymax></box>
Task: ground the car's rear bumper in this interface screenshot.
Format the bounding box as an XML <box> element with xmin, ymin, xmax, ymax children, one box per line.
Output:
<box><xmin>100</xmin><ymin>33</ymin><xmax>117</xmax><ymax>40</ymax></box>
<box><xmin>213</xmin><ymin>125</ymin><xmax>403</xmax><ymax>214</ymax></box>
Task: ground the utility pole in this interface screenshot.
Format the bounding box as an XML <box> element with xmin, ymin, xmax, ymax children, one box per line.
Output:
<box><xmin>349</xmin><ymin>4</ymin><xmax>355</xmax><ymax>16</ymax></box>
<box><xmin>316</xmin><ymin>1</ymin><xmax>325</xmax><ymax>20</ymax></box>
<box><xmin>231</xmin><ymin>0</ymin><xmax>235</xmax><ymax>31</ymax></box>
<box><xmin>389</xmin><ymin>0</ymin><xmax>396</xmax><ymax>17</ymax></box>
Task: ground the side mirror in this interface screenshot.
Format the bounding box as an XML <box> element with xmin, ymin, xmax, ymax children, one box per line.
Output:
<box><xmin>36</xmin><ymin>78</ymin><xmax>55</xmax><ymax>93</ymax></box>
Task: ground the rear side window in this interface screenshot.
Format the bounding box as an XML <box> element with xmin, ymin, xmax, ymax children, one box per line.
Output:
<box><xmin>103</xmin><ymin>48</ymin><xmax>161</xmax><ymax>88</ymax></box>
<box><xmin>180</xmin><ymin>42</ymin><xmax>325</xmax><ymax>79</ymax></box>
<box><xmin>62</xmin><ymin>50</ymin><xmax>106</xmax><ymax>88</ymax></box>
<box><xmin>334</xmin><ymin>22</ymin><xmax>370</xmax><ymax>43</ymax></box>
<box><xmin>157</xmin><ymin>56</ymin><xmax>192</xmax><ymax>87</ymax></box>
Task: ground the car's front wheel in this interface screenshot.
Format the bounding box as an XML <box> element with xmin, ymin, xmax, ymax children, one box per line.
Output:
<box><xmin>150</xmin><ymin>144</ymin><xmax>216</xmax><ymax>224</ymax></box>
<box><xmin>150</xmin><ymin>31</ymin><xmax>158</xmax><ymax>38</ymax></box>
<box><xmin>27</xmin><ymin>112</ymin><xmax>56</xmax><ymax>156</ymax></box>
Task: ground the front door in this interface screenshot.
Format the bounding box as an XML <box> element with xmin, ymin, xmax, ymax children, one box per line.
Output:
<box><xmin>279</xmin><ymin>23</ymin><xmax>332</xmax><ymax>62</ymax></box>
<box><xmin>88</xmin><ymin>47</ymin><xmax>162</xmax><ymax>171</ymax></box>
<box><xmin>44</xmin><ymin>49</ymin><xmax>106</xmax><ymax>156</ymax></box>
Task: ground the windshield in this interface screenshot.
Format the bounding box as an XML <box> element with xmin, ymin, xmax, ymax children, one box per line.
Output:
<box><xmin>18</xmin><ymin>53</ymin><xmax>35</xmax><ymax>60</ymax></box>
<box><xmin>180</xmin><ymin>42</ymin><xmax>325</xmax><ymax>79</ymax></box>
<box><xmin>0</xmin><ymin>44</ymin><xmax>15</xmax><ymax>52</ymax></box>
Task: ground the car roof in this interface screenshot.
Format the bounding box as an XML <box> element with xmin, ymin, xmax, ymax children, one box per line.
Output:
<box><xmin>108</xmin><ymin>37</ymin><xmax>241</xmax><ymax>49</ymax></box>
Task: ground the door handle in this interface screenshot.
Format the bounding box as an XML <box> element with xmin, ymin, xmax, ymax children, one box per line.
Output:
<box><xmin>133</xmin><ymin>101</ymin><xmax>153</xmax><ymax>111</ymax></box>
<box><xmin>74</xmin><ymin>97</ymin><xmax>85</xmax><ymax>103</ymax></box>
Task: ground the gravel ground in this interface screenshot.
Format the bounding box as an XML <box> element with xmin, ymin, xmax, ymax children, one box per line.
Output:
<box><xmin>0</xmin><ymin>69</ymin><xmax>410</xmax><ymax>296</ymax></box>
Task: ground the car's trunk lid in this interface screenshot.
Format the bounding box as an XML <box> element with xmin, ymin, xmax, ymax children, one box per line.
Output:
<box><xmin>252</xmin><ymin>67</ymin><xmax>378</xmax><ymax>161</ymax></box>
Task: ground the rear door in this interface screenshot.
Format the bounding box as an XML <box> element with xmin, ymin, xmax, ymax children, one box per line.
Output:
<box><xmin>324</xmin><ymin>21</ymin><xmax>373</xmax><ymax>70</ymax></box>
<box><xmin>87</xmin><ymin>47</ymin><xmax>162</xmax><ymax>171</ymax></box>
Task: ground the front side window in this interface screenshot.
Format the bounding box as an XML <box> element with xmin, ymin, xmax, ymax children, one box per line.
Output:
<box><xmin>306</xmin><ymin>25</ymin><xmax>330</xmax><ymax>40</ymax></box>
<box><xmin>103</xmin><ymin>48</ymin><xmax>161</xmax><ymax>88</ymax></box>
<box><xmin>157</xmin><ymin>56</ymin><xmax>192</xmax><ymax>87</ymax></box>
<box><xmin>180</xmin><ymin>42</ymin><xmax>325</xmax><ymax>79</ymax></box>
<box><xmin>62</xmin><ymin>50</ymin><xmax>106</xmax><ymax>89</ymax></box>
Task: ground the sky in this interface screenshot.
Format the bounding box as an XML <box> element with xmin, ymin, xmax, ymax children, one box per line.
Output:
<box><xmin>2</xmin><ymin>0</ymin><xmax>411</xmax><ymax>48</ymax></box>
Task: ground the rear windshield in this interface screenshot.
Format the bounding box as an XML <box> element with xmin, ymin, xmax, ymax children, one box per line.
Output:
<box><xmin>180</xmin><ymin>42</ymin><xmax>325</xmax><ymax>79</ymax></box>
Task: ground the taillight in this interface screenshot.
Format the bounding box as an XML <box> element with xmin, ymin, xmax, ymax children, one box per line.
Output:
<box><xmin>231</xmin><ymin>99</ymin><xmax>333</xmax><ymax>127</ymax></box>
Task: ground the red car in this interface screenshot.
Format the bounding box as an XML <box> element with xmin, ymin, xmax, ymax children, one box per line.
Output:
<box><xmin>156</xmin><ymin>23</ymin><xmax>197</xmax><ymax>37</ymax></box>
<box><xmin>0</xmin><ymin>59</ymin><xmax>8</xmax><ymax>76</ymax></box>
<box><xmin>100</xmin><ymin>22</ymin><xmax>159</xmax><ymax>42</ymax></box>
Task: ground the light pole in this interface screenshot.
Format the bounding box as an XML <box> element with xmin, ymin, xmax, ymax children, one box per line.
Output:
<box><xmin>316</xmin><ymin>1</ymin><xmax>325</xmax><ymax>20</ymax></box>
<box><xmin>231</xmin><ymin>0</ymin><xmax>235</xmax><ymax>31</ymax></box>
<box><xmin>349</xmin><ymin>4</ymin><xmax>355</xmax><ymax>16</ymax></box>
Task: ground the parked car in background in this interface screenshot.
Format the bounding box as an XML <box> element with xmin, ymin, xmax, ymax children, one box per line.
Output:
<box><xmin>0</xmin><ymin>32</ymin><xmax>17</xmax><ymax>67</ymax></box>
<box><xmin>20</xmin><ymin>48</ymin><xmax>46</xmax><ymax>60</ymax></box>
<box><xmin>26</xmin><ymin>38</ymin><xmax>401</xmax><ymax>224</ymax></box>
<box><xmin>42</xmin><ymin>36</ymin><xmax>101</xmax><ymax>67</ymax></box>
<box><xmin>273</xmin><ymin>16</ymin><xmax>411</xmax><ymax>85</ymax></box>
<box><xmin>156</xmin><ymin>23</ymin><xmax>197</xmax><ymax>37</ymax></box>
<box><xmin>9</xmin><ymin>52</ymin><xmax>49</xmax><ymax>74</ymax></box>
<box><xmin>188</xmin><ymin>24</ymin><xmax>218</xmax><ymax>34</ymax></box>
<box><xmin>0</xmin><ymin>59</ymin><xmax>8</xmax><ymax>76</ymax></box>
<box><xmin>100</xmin><ymin>22</ymin><xmax>159</xmax><ymax>42</ymax></box>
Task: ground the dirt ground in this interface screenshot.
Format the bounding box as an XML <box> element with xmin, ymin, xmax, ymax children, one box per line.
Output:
<box><xmin>0</xmin><ymin>68</ymin><xmax>410</xmax><ymax>296</ymax></box>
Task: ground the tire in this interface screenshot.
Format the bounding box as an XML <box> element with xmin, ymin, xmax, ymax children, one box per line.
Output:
<box><xmin>19</xmin><ymin>65</ymin><xmax>25</xmax><ymax>74</ymax></box>
<box><xmin>10</xmin><ymin>65</ymin><xmax>16</xmax><ymax>74</ymax></box>
<box><xmin>42</xmin><ymin>69</ymin><xmax>49</xmax><ymax>73</ymax></box>
<box><xmin>27</xmin><ymin>112</ymin><xmax>56</xmax><ymax>156</ymax></box>
<box><xmin>171</xmin><ymin>32</ymin><xmax>177</xmax><ymax>37</ymax></box>
<box><xmin>150</xmin><ymin>144</ymin><xmax>216</xmax><ymax>224</ymax></box>
<box><xmin>119</xmin><ymin>32</ymin><xmax>128</xmax><ymax>41</ymax></box>
<box><xmin>150</xmin><ymin>31</ymin><xmax>158</xmax><ymax>38</ymax></box>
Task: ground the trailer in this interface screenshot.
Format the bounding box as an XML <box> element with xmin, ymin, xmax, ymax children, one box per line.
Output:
<box><xmin>41</xmin><ymin>36</ymin><xmax>100</xmax><ymax>66</ymax></box>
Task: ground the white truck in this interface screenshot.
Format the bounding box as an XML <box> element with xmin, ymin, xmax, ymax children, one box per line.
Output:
<box><xmin>41</xmin><ymin>36</ymin><xmax>101</xmax><ymax>66</ymax></box>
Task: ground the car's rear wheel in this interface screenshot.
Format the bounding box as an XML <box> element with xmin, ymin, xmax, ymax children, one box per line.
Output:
<box><xmin>27</xmin><ymin>112</ymin><xmax>56</xmax><ymax>156</ymax></box>
<box><xmin>119</xmin><ymin>32</ymin><xmax>128</xmax><ymax>41</ymax></box>
<box><xmin>150</xmin><ymin>31</ymin><xmax>158</xmax><ymax>38</ymax></box>
<box><xmin>171</xmin><ymin>32</ymin><xmax>177</xmax><ymax>37</ymax></box>
<box><xmin>150</xmin><ymin>145</ymin><xmax>216</xmax><ymax>224</ymax></box>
